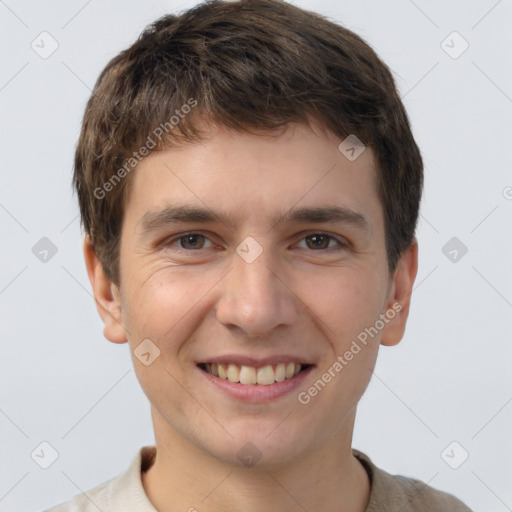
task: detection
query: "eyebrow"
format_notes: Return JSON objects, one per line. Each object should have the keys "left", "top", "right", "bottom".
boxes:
{"left": 139, "top": 204, "right": 371, "bottom": 235}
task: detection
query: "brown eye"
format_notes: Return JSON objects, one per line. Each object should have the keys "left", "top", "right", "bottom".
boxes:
{"left": 304, "top": 234, "right": 333, "bottom": 250}
{"left": 179, "top": 234, "right": 206, "bottom": 249}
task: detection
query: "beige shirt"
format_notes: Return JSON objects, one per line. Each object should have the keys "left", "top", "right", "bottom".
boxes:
{"left": 45, "top": 446, "right": 472, "bottom": 511}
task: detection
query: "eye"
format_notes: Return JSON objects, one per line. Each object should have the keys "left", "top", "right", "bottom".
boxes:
{"left": 168, "top": 233, "right": 214, "bottom": 250}
{"left": 296, "top": 233, "right": 346, "bottom": 250}
{"left": 163, "top": 232, "right": 347, "bottom": 253}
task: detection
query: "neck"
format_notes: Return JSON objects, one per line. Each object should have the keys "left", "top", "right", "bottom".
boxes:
{"left": 142, "top": 408, "right": 370, "bottom": 512}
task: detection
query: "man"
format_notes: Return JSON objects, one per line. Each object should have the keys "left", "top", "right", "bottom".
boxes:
{"left": 47, "top": 0, "right": 472, "bottom": 510}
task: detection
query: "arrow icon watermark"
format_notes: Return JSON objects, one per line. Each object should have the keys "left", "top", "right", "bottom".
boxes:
{"left": 134, "top": 339, "right": 161, "bottom": 366}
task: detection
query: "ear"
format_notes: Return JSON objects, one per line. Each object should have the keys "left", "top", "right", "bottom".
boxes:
{"left": 380, "top": 238, "right": 418, "bottom": 347}
{"left": 83, "top": 236, "right": 127, "bottom": 344}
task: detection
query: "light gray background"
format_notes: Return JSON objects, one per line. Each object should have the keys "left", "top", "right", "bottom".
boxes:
{"left": 1, "top": 1, "right": 511, "bottom": 511}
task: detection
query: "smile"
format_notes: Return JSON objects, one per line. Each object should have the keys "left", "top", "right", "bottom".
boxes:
{"left": 198, "top": 362, "right": 311, "bottom": 386}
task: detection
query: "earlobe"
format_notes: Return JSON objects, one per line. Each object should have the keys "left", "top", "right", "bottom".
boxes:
{"left": 380, "top": 238, "right": 419, "bottom": 347}
{"left": 83, "top": 237, "right": 128, "bottom": 344}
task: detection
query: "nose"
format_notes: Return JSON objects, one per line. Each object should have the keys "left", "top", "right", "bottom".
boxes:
{"left": 215, "top": 244, "right": 299, "bottom": 338}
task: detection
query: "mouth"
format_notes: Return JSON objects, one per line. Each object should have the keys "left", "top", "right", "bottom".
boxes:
{"left": 197, "top": 362, "right": 312, "bottom": 385}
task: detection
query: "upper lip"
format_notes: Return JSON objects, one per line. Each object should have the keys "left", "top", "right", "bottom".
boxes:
{"left": 198, "top": 354, "right": 315, "bottom": 367}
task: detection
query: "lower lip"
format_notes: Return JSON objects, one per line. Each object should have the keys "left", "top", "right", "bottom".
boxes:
{"left": 198, "top": 365, "right": 314, "bottom": 402}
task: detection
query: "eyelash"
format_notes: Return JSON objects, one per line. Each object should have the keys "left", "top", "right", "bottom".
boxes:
{"left": 164, "top": 231, "right": 348, "bottom": 253}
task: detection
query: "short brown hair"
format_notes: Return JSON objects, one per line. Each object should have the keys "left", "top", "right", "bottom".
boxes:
{"left": 74, "top": 0, "right": 423, "bottom": 286}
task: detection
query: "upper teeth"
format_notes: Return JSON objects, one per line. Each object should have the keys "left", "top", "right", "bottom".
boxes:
{"left": 205, "top": 363, "right": 302, "bottom": 385}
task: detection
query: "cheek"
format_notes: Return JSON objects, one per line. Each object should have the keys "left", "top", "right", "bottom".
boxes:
{"left": 121, "top": 265, "right": 225, "bottom": 352}
{"left": 121, "top": 270, "right": 201, "bottom": 415}
{"left": 297, "top": 266, "right": 386, "bottom": 342}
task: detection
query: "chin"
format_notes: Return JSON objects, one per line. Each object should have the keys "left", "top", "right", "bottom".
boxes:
{"left": 199, "top": 421, "right": 312, "bottom": 470}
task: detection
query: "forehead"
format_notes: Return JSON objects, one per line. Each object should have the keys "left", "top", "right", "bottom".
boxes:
{"left": 122, "top": 122, "right": 383, "bottom": 236}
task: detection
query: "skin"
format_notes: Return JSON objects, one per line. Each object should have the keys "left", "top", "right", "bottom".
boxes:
{"left": 84, "top": 121, "right": 418, "bottom": 512}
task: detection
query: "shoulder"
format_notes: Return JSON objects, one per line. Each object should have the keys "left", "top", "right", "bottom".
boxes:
{"left": 352, "top": 449, "right": 473, "bottom": 512}
{"left": 42, "top": 446, "right": 157, "bottom": 512}
{"left": 388, "top": 474, "right": 473, "bottom": 511}
{"left": 43, "top": 479, "right": 111, "bottom": 512}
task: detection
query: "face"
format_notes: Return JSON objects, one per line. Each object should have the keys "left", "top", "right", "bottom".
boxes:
{"left": 88, "top": 121, "right": 417, "bottom": 469}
